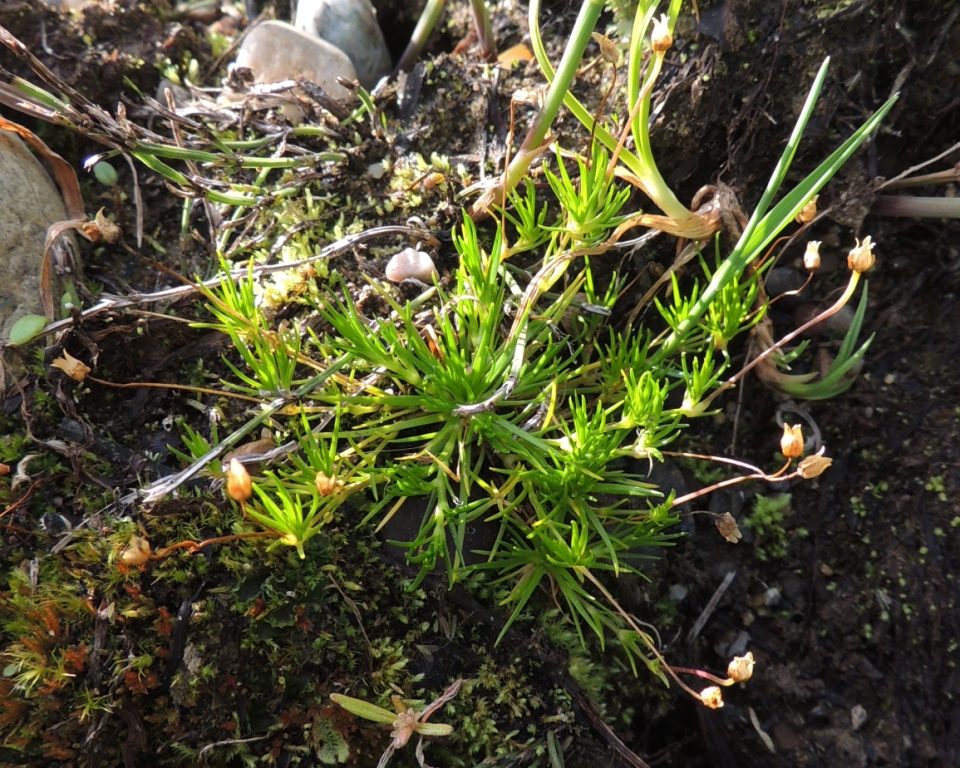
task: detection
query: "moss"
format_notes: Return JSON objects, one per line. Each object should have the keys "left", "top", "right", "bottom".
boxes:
{"left": 1, "top": 490, "right": 582, "bottom": 765}
{"left": 743, "top": 493, "right": 792, "bottom": 561}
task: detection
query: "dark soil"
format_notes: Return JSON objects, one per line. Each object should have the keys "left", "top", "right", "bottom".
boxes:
{"left": 1, "top": 0, "right": 958, "bottom": 766}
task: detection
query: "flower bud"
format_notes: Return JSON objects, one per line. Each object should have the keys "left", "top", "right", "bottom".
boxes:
{"left": 795, "top": 195, "right": 818, "bottom": 224}
{"left": 847, "top": 236, "right": 875, "bottom": 274}
{"left": 700, "top": 686, "right": 724, "bottom": 709}
{"left": 803, "top": 240, "right": 822, "bottom": 272}
{"left": 651, "top": 14, "right": 673, "bottom": 53}
{"left": 226, "top": 458, "right": 252, "bottom": 504}
{"left": 798, "top": 450, "right": 833, "bottom": 479}
{"left": 780, "top": 423, "right": 804, "bottom": 459}
{"left": 727, "top": 652, "right": 755, "bottom": 683}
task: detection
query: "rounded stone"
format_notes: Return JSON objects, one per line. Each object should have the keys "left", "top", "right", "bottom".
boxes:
{"left": 0, "top": 130, "right": 76, "bottom": 339}
{"left": 295, "top": 0, "right": 392, "bottom": 88}
{"left": 233, "top": 20, "right": 357, "bottom": 101}
{"left": 385, "top": 248, "right": 438, "bottom": 283}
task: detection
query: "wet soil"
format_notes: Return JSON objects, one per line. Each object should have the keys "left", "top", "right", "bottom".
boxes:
{"left": 1, "top": 0, "right": 958, "bottom": 766}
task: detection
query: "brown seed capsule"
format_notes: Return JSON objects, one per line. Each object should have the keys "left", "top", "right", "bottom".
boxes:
{"left": 795, "top": 195, "right": 818, "bottom": 224}
{"left": 727, "top": 652, "right": 755, "bottom": 683}
{"left": 95, "top": 208, "right": 122, "bottom": 243}
{"left": 700, "top": 686, "right": 724, "bottom": 709}
{"left": 651, "top": 14, "right": 673, "bottom": 53}
{"left": 591, "top": 32, "right": 620, "bottom": 64}
{"left": 847, "top": 235, "right": 876, "bottom": 274}
{"left": 716, "top": 512, "right": 743, "bottom": 544}
{"left": 422, "top": 325, "right": 444, "bottom": 361}
{"left": 798, "top": 450, "right": 833, "bottom": 479}
{"left": 780, "top": 423, "right": 804, "bottom": 459}
{"left": 315, "top": 471, "right": 343, "bottom": 497}
{"left": 226, "top": 458, "right": 253, "bottom": 504}
{"left": 120, "top": 535, "right": 152, "bottom": 566}
{"left": 422, "top": 172, "right": 445, "bottom": 192}
{"left": 51, "top": 350, "right": 91, "bottom": 382}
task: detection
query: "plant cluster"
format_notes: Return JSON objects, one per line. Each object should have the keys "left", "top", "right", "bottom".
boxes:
{"left": 175, "top": 6, "right": 895, "bottom": 699}
{"left": 0, "top": 1, "right": 898, "bottom": 761}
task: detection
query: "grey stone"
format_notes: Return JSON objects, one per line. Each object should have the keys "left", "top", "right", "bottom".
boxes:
{"left": 233, "top": 20, "right": 357, "bottom": 101}
{"left": 295, "top": 0, "right": 391, "bottom": 88}
{"left": 667, "top": 584, "right": 689, "bottom": 602}
{"left": 38, "top": 0, "right": 90, "bottom": 8}
{"left": 725, "top": 629, "right": 751, "bottom": 657}
{"left": 761, "top": 586, "right": 782, "bottom": 607}
{"left": 0, "top": 130, "right": 76, "bottom": 338}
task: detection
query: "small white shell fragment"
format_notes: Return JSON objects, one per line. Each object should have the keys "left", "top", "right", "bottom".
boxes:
{"left": 385, "top": 248, "right": 438, "bottom": 283}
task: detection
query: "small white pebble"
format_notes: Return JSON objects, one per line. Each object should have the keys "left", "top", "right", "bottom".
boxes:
{"left": 726, "top": 629, "right": 751, "bottom": 657}
{"left": 851, "top": 704, "right": 867, "bottom": 730}
{"left": 668, "top": 584, "right": 689, "bottom": 602}
{"left": 367, "top": 162, "right": 385, "bottom": 179}
{"left": 385, "top": 248, "right": 438, "bottom": 283}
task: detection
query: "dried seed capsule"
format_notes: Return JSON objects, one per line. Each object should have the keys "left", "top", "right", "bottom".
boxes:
{"left": 798, "top": 450, "right": 833, "bottom": 479}
{"left": 795, "top": 195, "right": 818, "bottom": 224}
{"left": 700, "top": 686, "right": 724, "bottom": 709}
{"left": 847, "top": 236, "right": 876, "bottom": 273}
{"left": 315, "top": 471, "right": 342, "bottom": 497}
{"left": 120, "top": 535, "right": 152, "bottom": 566}
{"left": 716, "top": 512, "right": 743, "bottom": 544}
{"left": 728, "top": 652, "right": 755, "bottom": 683}
{"left": 651, "top": 14, "right": 673, "bottom": 53}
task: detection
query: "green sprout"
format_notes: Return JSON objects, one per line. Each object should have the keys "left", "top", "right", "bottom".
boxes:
{"left": 395, "top": 0, "right": 495, "bottom": 73}
{"left": 331, "top": 679, "right": 462, "bottom": 768}
{"left": 744, "top": 494, "right": 792, "bottom": 561}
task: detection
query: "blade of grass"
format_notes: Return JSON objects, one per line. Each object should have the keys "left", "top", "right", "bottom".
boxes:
{"left": 658, "top": 60, "right": 897, "bottom": 357}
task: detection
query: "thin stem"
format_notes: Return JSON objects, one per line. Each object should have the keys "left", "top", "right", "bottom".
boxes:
{"left": 471, "top": 0, "right": 605, "bottom": 215}
{"left": 395, "top": 0, "right": 448, "bottom": 74}
{"left": 871, "top": 195, "right": 960, "bottom": 219}
{"left": 668, "top": 666, "right": 735, "bottom": 687}
{"left": 87, "top": 376, "right": 265, "bottom": 404}
{"left": 604, "top": 51, "right": 664, "bottom": 187}
{"left": 153, "top": 530, "right": 277, "bottom": 558}
{"left": 468, "top": 0, "right": 496, "bottom": 61}
{"left": 577, "top": 566, "right": 709, "bottom": 703}
{"left": 670, "top": 461, "right": 796, "bottom": 509}
{"left": 621, "top": 0, "right": 690, "bottom": 219}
